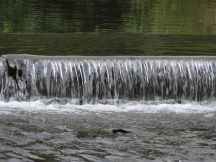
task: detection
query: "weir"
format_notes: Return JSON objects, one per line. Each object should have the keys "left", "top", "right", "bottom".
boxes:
{"left": 0, "top": 54, "right": 216, "bottom": 103}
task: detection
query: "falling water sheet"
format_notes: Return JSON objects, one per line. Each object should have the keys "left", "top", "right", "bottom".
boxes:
{"left": 0, "top": 55, "right": 216, "bottom": 162}
{"left": 1, "top": 54, "right": 216, "bottom": 102}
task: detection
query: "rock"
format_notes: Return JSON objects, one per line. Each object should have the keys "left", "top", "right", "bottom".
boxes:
{"left": 112, "top": 129, "right": 131, "bottom": 134}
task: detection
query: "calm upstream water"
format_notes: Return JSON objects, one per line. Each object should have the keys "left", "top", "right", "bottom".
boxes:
{"left": 0, "top": 0, "right": 216, "bottom": 162}
{"left": 0, "top": 0, "right": 216, "bottom": 55}
{"left": 0, "top": 0, "right": 216, "bottom": 34}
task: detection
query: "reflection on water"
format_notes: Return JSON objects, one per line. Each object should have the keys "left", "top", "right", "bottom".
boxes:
{"left": 0, "top": 1, "right": 216, "bottom": 161}
{"left": 0, "top": 0, "right": 216, "bottom": 34}
{"left": 0, "top": 0, "right": 216, "bottom": 55}
{"left": 0, "top": 34, "right": 216, "bottom": 55}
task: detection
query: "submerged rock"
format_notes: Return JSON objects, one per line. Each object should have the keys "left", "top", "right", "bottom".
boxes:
{"left": 112, "top": 129, "right": 131, "bottom": 134}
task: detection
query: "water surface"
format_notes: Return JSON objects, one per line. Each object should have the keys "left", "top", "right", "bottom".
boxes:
{"left": 0, "top": 101, "right": 216, "bottom": 161}
{"left": 0, "top": 0, "right": 216, "bottom": 34}
{"left": 0, "top": 0, "right": 216, "bottom": 56}
{"left": 0, "top": 1, "right": 216, "bottom": 161}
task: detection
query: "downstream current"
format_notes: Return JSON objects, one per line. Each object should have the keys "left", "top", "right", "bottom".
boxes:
{"left": 0, "top": 55, "right": 216, "bottom": 162}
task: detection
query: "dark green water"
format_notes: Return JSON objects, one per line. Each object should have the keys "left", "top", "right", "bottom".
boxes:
{"left": 0, "top": 0, "right": 216, "bottom": 34}
{"left": 0, "top": 0, "right": 216, "bottom": 55}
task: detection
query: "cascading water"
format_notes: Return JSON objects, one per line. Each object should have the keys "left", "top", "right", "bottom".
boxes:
{"left": 0, "top": 54, "right": 216, "bottom": 103}
{"left": 1, "top": 55, "right": 216, "bottom": 162}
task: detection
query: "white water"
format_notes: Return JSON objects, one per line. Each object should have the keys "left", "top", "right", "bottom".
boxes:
{"left": 2, "top": 55, "right": 216, "bottom": 102}
{"left": 1, "top": 55, "right": 216, "bottom": 115}
{"left": 1, "top": 55, "right": 216, "bottom": 162}
{"left": 0, "top": 100, "right": 216, "bottom": 115}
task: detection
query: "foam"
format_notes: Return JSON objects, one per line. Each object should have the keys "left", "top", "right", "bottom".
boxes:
{"left": 0, "top": 100, "right": 215, "bottom": 114}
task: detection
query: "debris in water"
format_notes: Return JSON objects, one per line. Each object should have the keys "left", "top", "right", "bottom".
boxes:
{"left": 112, "top": 129, "right": 131, "bottom": 134}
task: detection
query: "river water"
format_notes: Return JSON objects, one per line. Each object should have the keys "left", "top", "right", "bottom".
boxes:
{"left": 0, "top": 100, "right": 216, "bottom": 162}
{"left": 0, "top": 0, "right": 216, "bottom": 56}
{"left": 0, "top": 0, "right": 216, "bottom": 161}
{"left": 0, "top": 0, "right": 216, "bottom": 34}
{"left": 0, "top": 56, "right": 216, "bottom": 161}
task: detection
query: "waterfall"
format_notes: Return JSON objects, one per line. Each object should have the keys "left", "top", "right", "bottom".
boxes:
{"left": 0, "top": 55, "right": 216, "bottom": 103}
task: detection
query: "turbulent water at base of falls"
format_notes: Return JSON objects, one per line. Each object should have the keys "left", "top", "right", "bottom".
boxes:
{"left": 0, "top": 55, "right": 216, "bottom": 103}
